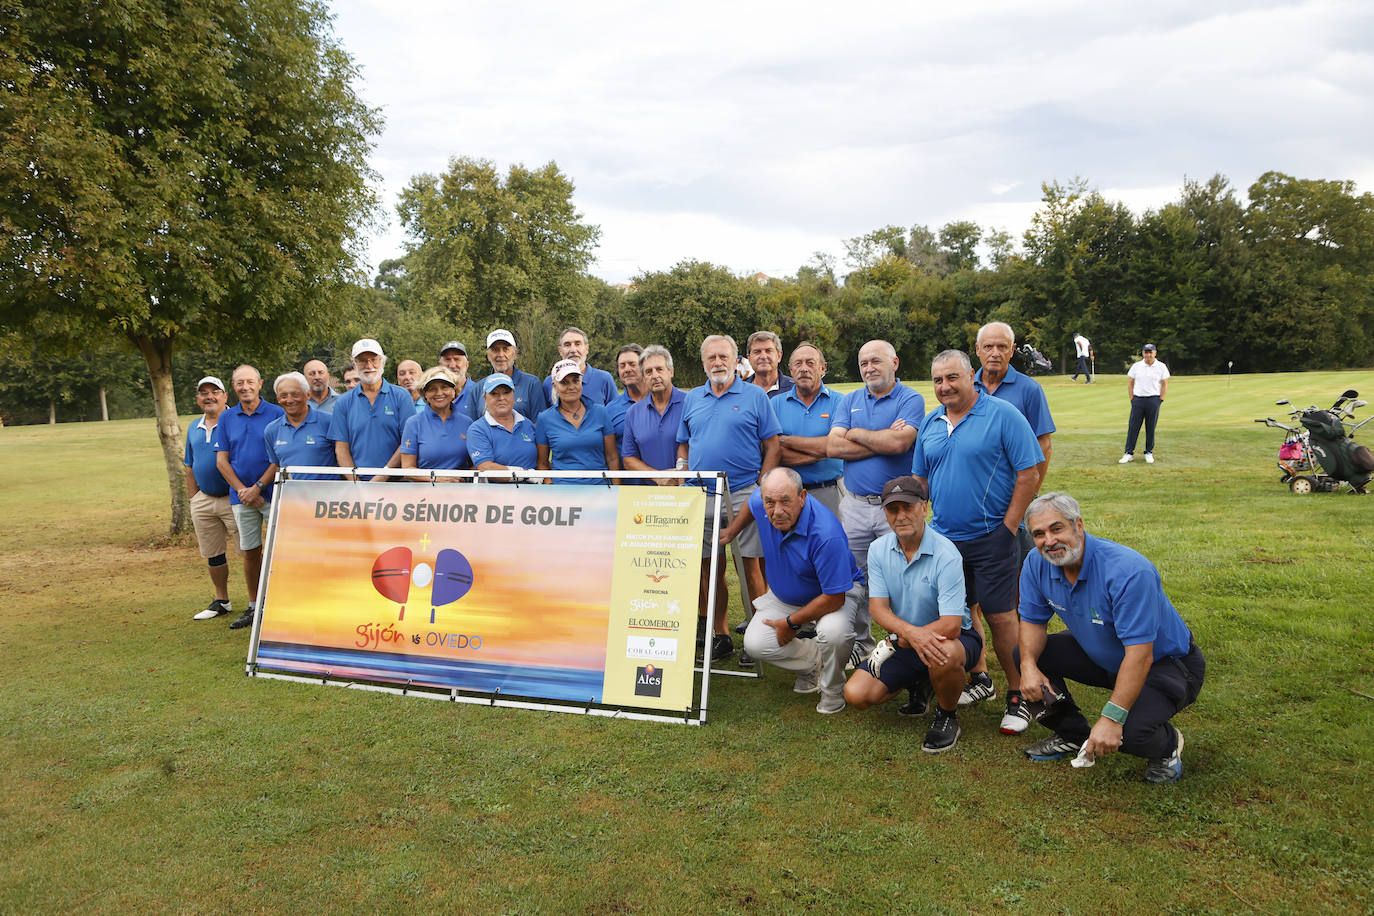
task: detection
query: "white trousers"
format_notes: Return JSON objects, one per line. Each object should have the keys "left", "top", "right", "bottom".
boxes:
{"left": 742, "top": 588, "right": 862, "bottom": 700}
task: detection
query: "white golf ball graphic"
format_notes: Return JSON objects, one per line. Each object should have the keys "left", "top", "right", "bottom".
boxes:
{"left": 412, "top": 562, "right": 433, "bottom": 589}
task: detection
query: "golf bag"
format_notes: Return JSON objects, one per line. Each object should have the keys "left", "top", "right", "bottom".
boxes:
{"left": 1015, "top": 344, "right": 1053, "bottom": 376}
{"left": 1300, "top": 407, "right": 1374, "bottom": 492}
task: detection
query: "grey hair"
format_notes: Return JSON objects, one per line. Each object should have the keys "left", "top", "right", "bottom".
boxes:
{"left": 762, "top": 466, "right": 804, "bottom": 494}
{"left": 559, "top": 326, "right": 588, "bottom": 344}
{"left": 700, "top": 334, "right": 738, "bottom": 360}
{"left": 746, "top": 330, "right": 782, "bottom": 353}
{"left": 932, "top": 349, "right": 973, "bottom": 372}
{"left": 640, "top": 344, "right": 674, "bottom": 372}
{"left": 273, "top": 371, "right": 309, "bottom": 396}
{"left": 232, "top": 364, "right": 262, "bottom": 381}
{"left": 616, "top": 343, "right": 644, "bottom": 361}
{"left": 976, "top": 322, "right": 1016, "bottom": 346}
{"left": 1024, "top": 492, "right": 1082, "bottom": 528}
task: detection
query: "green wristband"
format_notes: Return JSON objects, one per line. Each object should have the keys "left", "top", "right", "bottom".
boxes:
{"left": 1102, "top": 701, "right": 1129, "bottom": 725}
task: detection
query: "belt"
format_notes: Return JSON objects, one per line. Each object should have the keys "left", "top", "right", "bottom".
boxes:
{"left": 804, "top": 479, "right": 839, "bottom": 490}
{"left": 847, "top": 492, "right": 883, "bottom": 505}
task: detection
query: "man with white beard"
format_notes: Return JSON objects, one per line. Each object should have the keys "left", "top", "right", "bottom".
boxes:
{"left": 327, "top": 338, "right": 415, "bottom": 480}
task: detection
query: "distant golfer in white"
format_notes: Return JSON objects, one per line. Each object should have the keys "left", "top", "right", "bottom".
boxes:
{"left": 1120, "top": 344, "right": 1170, "bottom": 464}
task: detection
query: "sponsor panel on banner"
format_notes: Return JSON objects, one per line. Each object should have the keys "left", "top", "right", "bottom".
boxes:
{"left": 253, "top": 479, "right": 704, "bottom": 715}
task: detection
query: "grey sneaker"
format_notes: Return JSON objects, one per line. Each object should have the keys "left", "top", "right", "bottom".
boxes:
{"left": 193, "top": 598, "right": 232, "bottom": 620}
{"left": 793, "top": 653, "right": 821, "bottom": 694}
{"left": 1022, "top": 733, "right": 1083, "bottom": 761}
{"left": 1143, "top": 728, "right": 1185, "bottom": 784}
{"left": 957, "top": 673, "right": 996, "bottom": 707}
{"left": 922, "top": 708, "right": 961, "bottom": 753}
{"left": 816, "top": 693, "right": 846, "bottom": 714}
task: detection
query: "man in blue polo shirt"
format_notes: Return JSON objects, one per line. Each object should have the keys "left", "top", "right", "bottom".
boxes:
{"left": 214, "top": 364, "right": 285, "bottom": 630}
{"left": 605, "top": 344, "right": 646, "bottom": 455}
{"left": 964, "top": 321, "right": 1057, "bottom": 727}
{"left": 827, "top": 339, "right": 926, "bottom": 663}
{"left": 844, "top": 476, "right": 980, "bottom": 753}
{"left": 541, "top": 326, "right": 617, "bottom": 407}
{"left": 263, "top": 372, "right": 337, "bottom": 481}
{"left": 773, "top": 342, "right": 843, "bottom": 518}
{"left": 912, "top": 349, "right": 1043, "bottom": 734}
{"left": 183, "top": 375, "right": 239, "bottom": 622}
{"left": 328, "top": 338, "right": 414, "bottom": 480}
{"left": 745, "top": 330, "right": 794, "bottom": 396}
{"left": 722, "top": 468, "right": 865, "bottom": 714}
{"left": 482, "top": 329, "right": 548, "bottom": 418}
{"left": 1017, "top": 493, "right": 1204, "bottom": 783}
{"left": 621, "top": 345, "right": 684, "bottom": 485}
{"left": 676, "top": 334, "right": 781, "bottom": 662}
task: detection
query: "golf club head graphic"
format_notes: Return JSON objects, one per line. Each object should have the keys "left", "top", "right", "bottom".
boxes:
{"left": 371, "top": 545, "right": 475, "bottom": 623}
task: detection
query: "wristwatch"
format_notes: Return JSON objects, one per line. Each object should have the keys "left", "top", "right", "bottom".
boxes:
{"left": 785, "top": 615, "right": 800, "bottom": 632}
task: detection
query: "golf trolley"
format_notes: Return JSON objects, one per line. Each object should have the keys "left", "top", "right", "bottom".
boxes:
{"left": 1015, "top": 343, "right": 1053, "bottom": 376}
{"left": 1255, "top": 389, "right": 1374, "bottom": 494}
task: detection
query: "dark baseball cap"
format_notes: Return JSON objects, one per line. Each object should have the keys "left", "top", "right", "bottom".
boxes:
{"left": 1142, "top": 343, "right": 1157, "bottom": 351}
{"left": 440, "top": 340, "right": 466, "bottom": 356}
{"left": 881, "top": 476, "right": 929, "bottom": 506}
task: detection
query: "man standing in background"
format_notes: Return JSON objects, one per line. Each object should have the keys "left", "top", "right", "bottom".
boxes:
{"left": 1120, "top": 344, "right": 1170, "bottom": 464}
{"left": 1072, "top": 331, "right": 1093, "bottom": 383}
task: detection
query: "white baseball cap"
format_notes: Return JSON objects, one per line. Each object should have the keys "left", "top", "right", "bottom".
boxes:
{"left": 551, "top": 359, "right": 582, "bottom": 383}
{"left": 196, "top": 376, "right": 225, "bottom": 391}
{"left": 486, "top": 329, "right": 516, "bottom": 348}
{"left": 351, "top": 338, "right": 384, "bottom": 358}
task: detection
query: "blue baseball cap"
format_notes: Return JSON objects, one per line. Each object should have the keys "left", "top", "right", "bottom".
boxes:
{"left": 482, "top": 373, "right": 514, "bottom": 394}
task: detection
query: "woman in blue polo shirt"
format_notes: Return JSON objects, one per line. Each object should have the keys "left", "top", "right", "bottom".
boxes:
{"left": 535, "top": 359, "right": 619, "bottom": 485}
{"left": 466, "top": 373, "right": 538, "bottom": 480}
{"left": 400, "top": 367, "right": 473, "bottom": 479}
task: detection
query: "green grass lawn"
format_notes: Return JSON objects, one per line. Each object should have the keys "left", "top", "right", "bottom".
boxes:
{"left": 2, "top": 369, "right": 1372, "bottom": 913}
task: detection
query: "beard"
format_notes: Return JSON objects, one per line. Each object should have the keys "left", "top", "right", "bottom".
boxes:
{"left": 360, "top": 368, "right": 383, "bottom": 385}
{"left": 1040, "top": 541, "right": 1083, "bottom": 568}
{"left": 707, "top": 365, "right": 734, "bottom": 384}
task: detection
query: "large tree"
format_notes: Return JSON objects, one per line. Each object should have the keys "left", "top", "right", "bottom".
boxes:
{"left": 1, "top": 0, "right": 381, "bottom": 532}
{"left": 396, "top": 157, "right": 601, "bottom": 331}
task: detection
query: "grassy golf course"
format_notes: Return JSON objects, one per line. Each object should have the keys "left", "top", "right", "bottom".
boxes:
{"left": 2, "top": 369, "right": 1372, "bottom": 913}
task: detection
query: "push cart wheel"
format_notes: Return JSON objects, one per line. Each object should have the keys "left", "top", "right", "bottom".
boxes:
{"left": 1289, "top": 476, "right": 1314, "bottom": 495}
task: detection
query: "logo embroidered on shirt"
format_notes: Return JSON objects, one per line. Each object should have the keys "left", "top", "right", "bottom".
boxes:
{"left": 1090, "top": 607, "right": 1104, "bottom": 625}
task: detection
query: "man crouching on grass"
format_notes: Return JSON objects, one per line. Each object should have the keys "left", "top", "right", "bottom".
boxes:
{"left": 1016, "top": 492, "right": 1205, "bottom": 783}
{"left": 843, "top": 476, "right": 982, "bottom": 753}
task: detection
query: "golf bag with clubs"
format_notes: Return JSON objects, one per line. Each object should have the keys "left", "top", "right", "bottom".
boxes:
{"left": 1256, "top": 389, "right": 1374, "bottom": 494}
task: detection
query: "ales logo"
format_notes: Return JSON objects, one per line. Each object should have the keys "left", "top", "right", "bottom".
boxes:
{"left": 371, "top": 545, "right": 474, "bottom": 624}
{"left": 635, "top": 664, "right": 664, "bottom": 697}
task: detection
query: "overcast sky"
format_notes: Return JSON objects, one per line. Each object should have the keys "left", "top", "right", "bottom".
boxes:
{"left": 328, "top": 0, "right": 1374, "bottom": 284}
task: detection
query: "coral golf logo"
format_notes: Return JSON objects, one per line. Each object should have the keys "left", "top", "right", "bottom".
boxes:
{"left": 371, "top": 544, "right": 474, "bottom": 624}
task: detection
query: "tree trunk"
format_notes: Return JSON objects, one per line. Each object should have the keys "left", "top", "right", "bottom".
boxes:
{"left": 133, "top": 335, "right": 190, "bottom": 535}
{"left": 49, "top": 399, "right": 56, "bottom": 424}
{"left": 99, "top": 387, "right": 109, "bottom": 421}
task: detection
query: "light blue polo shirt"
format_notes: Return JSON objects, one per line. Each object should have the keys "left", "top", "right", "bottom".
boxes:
{"left": 184, "top": 417, "right": 230, "bottom": 497}
{"left": 535, "top": 403, "right": 615, "bottom": 485}
{"left": 912, "top": 394, "right": 1043, "bottom": 541}
{"left": 748, "top": 489, "right": 863, "bottom": 607}
{"left": 264, "top": 406, "right": 336, "bottom": 480}
{"left": 830, "top": 382, "right": 926, "bottom": 496}
{"left": 214, "top": 398, "right": 286, "bottom": 503}
{"left": 771, "top": 385, "right": 843, "bottom": 486}
{"left": 676, "top": 379, "right": 781, "bottom": 492}
{"left": 542, "top": 364, "right": 617, "bottom": 407}
{"left": 326, "top": 381, "right": 414, "bottom": 469}
{"left": 868, "top": 528, "right": 970, "bottom": 630}
{"left": 474, "top": 367, "right": 547, "bottom": 418}
{"left": 1019, "top": 533, "right": 1193, "bottom": 671}
{"left": 974, "top": 364, "right": 1056, "bottom": 439}
{"left": 465, "top": 411, "right": 537, "bottom": 469}
{"left": 400, "top": 407, "right": 474, "bottom": 470}
{"left": 622, "top": 388, "right": 686, "bottom": 472}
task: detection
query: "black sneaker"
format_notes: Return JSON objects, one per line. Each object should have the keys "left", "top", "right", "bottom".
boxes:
{"left": 193, "top": 598, "right": 232, "bottom": 621}
{"left": 1143, "top": 727, "right": 1185, "bottom": 784}
{"left": 710, "top": 633, "right": 735, "bottom": 662}
{"left": 1021, "top": 733, "right": 1083, "bottom": 760}
{"left": 228, "top": 605, "right": 256, "bottom": 630}
{"left": 898, "top": 675, "right": 933, "bottom": 717}
{"left": 922, "top": 709, "right": 961, "bottom": 753}
{"left": 733, "top": 618, "right": 750, "bottom": 635}
{"left": 738, "top": 649, "right": 755, "bottom": 666}
{"left": 957, "top": 672, "right": 996, "bottom": 707}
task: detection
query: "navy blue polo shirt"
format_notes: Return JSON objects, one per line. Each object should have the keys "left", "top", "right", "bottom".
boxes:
{"left": 1019, "top": 533, "right": 1193, "bottom": 671}
{"left": 912, "top": 394, "right": 1044, "bottom": 541}
{"left": 830, "top": 382, "right": 926, "bottom": 496}
{"left": 748, "top": 489, "right": 863, "bottom": 607}
{"left": 676, "top": 378, "right": 781, "bottom": 492}
{"left": 326, "top": 381, "right": 414, "bottom": 469}
{"left": 474, "top": 367, "right": 547, "bottom": 418}
{"left": 401, "top": 407, "right": 474, "bottom": 470}
{"left": 184, "top": 416, "right": 230, "bottom": 497}
{"left": 535, "top": 403, "right": 615, "bottom": 484}
{"left": 264, "top": 406, "right": 336, "bottom": 480}
{"left": 605, "top": 390, "right": 639, "bottom": 452}
{"left": 868, "top": 528, "right": 970, "bottom": 630}
{"left": 622, "top": 388, "right": 686, "bottom": 472}
{"left": 214, "top": 398, "right": 286, "bottom": 503}
{"left": 974, "top": 364, "right": 1055, "bottom": 439}
{"left": 771, "top": 385, "right": 843, "bottom": 486}
{"left": 466, "top": 411, "right": 537, "bottom": 468}
{"left": 755, "top": 373, "right": 795, "bottom": 397}
{"left": 542, "top": 364, "right": 617, "bottom": 407}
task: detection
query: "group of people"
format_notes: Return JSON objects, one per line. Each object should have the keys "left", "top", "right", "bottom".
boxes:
{"left": 184, "top": 322, "right": 1203, "bottom": 782}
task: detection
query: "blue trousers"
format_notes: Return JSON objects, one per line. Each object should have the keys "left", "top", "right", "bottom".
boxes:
{"left": 1125, "top": 395, "right": 1162, "bottom": 454}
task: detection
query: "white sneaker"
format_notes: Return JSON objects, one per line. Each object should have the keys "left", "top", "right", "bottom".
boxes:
{"left": 1144, "top": 453, "right": 1155, "bottom": 464}
{"left": 1119, "top": 454, "right": 1134, "bottom": 464}
{"left": 793, "top": 652, "right": 821, "bottom": 694}
{"left": 193, "top": 598, "right": 232, "bottom": 620}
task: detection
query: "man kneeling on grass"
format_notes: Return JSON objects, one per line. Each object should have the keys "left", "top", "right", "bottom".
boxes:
{"left": 1016, "top": 492, "right": 1205, "bottom": 783}
{"left": 719, "top": 467, "right": 865, "bottom": 714}
{"left": 843, "top": 476, "right": 982, "bottom": 753}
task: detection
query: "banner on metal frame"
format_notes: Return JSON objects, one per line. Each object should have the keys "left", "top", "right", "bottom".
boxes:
{"left": 248, "top": 478, "right": 707, "bottom": 718}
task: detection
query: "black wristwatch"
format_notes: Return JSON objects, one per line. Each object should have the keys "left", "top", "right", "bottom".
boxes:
{"left": 786, "top": 615, "right": 800, "bottom": 632}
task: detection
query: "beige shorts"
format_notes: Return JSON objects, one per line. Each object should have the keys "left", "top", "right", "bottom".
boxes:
{"left": 190, "top": 490, "right": 240, "bottom": 558}
{"left": 702, "top": 483, "right": 762, "bottom": 559}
